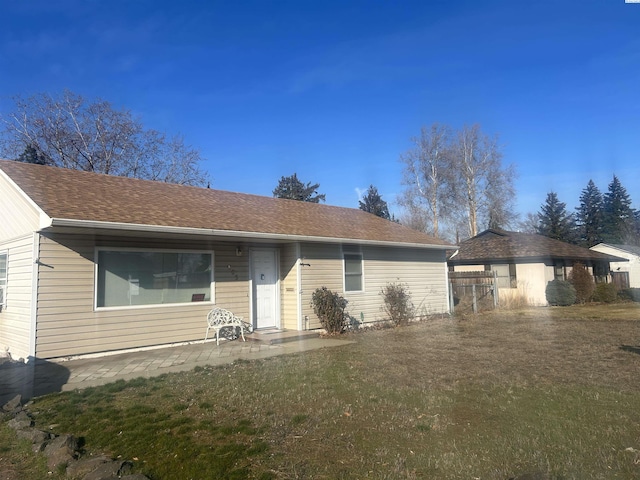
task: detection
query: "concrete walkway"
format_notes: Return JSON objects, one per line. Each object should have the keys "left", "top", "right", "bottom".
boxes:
{"left": 0, "top": 333, "right": 352, "bottom": 405}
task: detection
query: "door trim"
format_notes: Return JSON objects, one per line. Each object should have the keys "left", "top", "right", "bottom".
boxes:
{"left": 249, "top": 248, "right": 280, "bottom": 330}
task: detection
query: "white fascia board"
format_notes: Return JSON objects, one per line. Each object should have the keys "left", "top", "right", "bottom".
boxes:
{"left": 46, "top": 218, "right": 455, "bottom": 251}
{"left": 0, "top": 168, "right": 53, "bottom": 230}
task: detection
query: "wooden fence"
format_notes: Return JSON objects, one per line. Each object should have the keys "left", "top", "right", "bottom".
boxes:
{"left": 449, "top": 271, "right": 498, "bottom": 314}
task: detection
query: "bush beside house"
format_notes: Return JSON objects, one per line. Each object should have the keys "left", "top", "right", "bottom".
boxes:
{"left": 545, "top": 280, "right": 577, "bottom": 306}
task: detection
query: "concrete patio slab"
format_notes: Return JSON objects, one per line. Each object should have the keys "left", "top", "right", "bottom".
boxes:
{"left": 0, "top": 336, "right": 352, "bottom": 405}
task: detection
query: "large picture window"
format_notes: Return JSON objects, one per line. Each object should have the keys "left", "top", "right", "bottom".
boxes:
{"left": 0, "top": 252, "right": 7, "bottom": 307}
{"left": 96, "top": 249, "right": 213, "bottom": 308}
{"left": 344, "top": 253, "right": 363, "bottom": 292}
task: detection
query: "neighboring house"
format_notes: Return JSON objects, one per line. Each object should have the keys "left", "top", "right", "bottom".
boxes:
{"left": 0, "top": 160, "right": 454, "bottom": 361}
{"left": 590, "top": 243, "right": 640, "bottom": 289}
{"left": 447, "top": 229, "right": 626, "bottom": 306}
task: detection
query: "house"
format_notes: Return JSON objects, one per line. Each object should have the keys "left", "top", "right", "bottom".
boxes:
{"left": 447, "top": 229, "right": 626, "bottom": 306}
{"left": 0, "top": 160, "right": 454, "bottom": 361}
{"left": 590, "top": 243, "right": 640, "bottom": 289}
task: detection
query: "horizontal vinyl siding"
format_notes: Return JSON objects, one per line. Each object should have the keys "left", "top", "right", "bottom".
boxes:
{"left": 300, "top": 243, "right": 449, "bottom": 329}
{"left": 0, "top": 235, "right": 34, "bottom": 360}
{"left": 0, "top": 174, "right": 41, "bottom": 242}
{"left": 279, "top": 243, "right": 299, "bottom": 330}
{"left": 35, "top": 233, "right": 251, "bottom": 359}
{"left": 300, "top": 243, "right": 343, "bottom": 329}
{"left": 348, "top": 247, "right": 449, "bottom": 324}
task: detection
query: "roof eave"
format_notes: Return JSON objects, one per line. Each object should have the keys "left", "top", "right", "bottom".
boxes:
{"left": 45, "top": 218, "right": 454, "bottom": 250}
{"left": 449, "top": 254, "right": 628, "bottom": 265}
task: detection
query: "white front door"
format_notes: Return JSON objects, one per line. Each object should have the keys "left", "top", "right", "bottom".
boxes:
{"left": 252, "top": 249, "right": 279, "bottom": 329}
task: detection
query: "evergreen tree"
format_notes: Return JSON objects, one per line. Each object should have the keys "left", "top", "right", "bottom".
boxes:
{"left": 575, "top": 179, "right": 604, "bottom": 247}
{"left": 602, "top": 175, "right": 634, "bottom": 244}
{"left": 16, "top": 144, "right": 47, "bottom": 165}
{"left": 631, "top": 211, "right": 640, "bottom": 246}
{"left": 359, "top": 185, "right": 391, "bottom": 219}
{"left": 273, "top": 173, "right": 326, "bottom": 203}
{"left": 537, "top": 192, "right": 577, "bottom": 243}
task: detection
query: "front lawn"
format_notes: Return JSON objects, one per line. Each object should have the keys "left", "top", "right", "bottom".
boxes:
{"left": 7, "top": 304, "right": 640, "bottom": 479}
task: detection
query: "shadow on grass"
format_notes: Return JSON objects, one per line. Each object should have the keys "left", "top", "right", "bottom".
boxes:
{"left": 619, "top": 344, "right": 640, "bottom": 355}
{"left": 0, "top": 357, "right": 70, "bottom": 404}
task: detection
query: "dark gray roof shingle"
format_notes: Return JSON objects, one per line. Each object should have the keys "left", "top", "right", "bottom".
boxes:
{"left": 449, "top": 229, "right": 626, "bottom": 264}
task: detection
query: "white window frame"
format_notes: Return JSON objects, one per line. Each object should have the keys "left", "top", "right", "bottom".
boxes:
{"left": 343, "top": 251, "right": 364, "bottom": 293}
{"left": 94, "top": 247, "right": 215, "bottom": 311}
{"left": 0, "top": 250, "right": 7, "bottom": 309}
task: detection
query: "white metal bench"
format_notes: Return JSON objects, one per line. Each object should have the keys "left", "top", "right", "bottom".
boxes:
{"left": 205, "top": 308, "right": 253, "bottom": 345}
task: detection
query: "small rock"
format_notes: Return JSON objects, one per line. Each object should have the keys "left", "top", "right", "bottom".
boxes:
{"left": 2, "top": 394, "right": 22, "bottom": 412}
{"left": 120, "top": 475, "right": 151, "bottom": 480}
{"left": 82, "top": 460, "right": 132, "bottom": 480}
{"left": 7, "top": 411, "right": 32, "bottom": 430}
{"left": 64, "top": 455, "right": 112, "bottom": 478}
{"left": 16, "top": 427, "right": 49, "bottom": 444}
{"left": 44, "top": 434, "right": 78, "bottom": 470}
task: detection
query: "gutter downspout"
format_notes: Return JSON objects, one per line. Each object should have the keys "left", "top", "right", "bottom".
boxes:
{"left": 296, "top": 242, "right": 304, "bottom": 330}
{"left": 28, "top": 232, "right": 40, "bottom": 361}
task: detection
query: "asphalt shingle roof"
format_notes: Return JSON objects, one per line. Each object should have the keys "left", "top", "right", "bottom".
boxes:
{"left": 0, "top": 160, "right": 451, "bottom": 248}
{"left": 449, "top": 229, "right": 626, "bottom": 264}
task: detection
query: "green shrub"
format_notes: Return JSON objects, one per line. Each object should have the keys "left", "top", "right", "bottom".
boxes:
{"left": 311, "top": 287, "right": 349, "bottom": 334}
{"left": 568, "top": 262, "right": 595, "bottom": 304}
{"left": 592, "top": 283, "right": 618, "bottom": 303}
{"left": 381, "top": 282, "right": 415, "bottom": 326}
{"left": 618, "top": 288, "right": 640, "bottom": 302}
{"left": 545, "top": 279, "right": 576, "bottom": 306}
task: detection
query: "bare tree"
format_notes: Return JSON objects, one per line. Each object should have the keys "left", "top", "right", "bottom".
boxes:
{"left": 0, "top": 90, "right": 209, "bottom": 186}
{"left": 400, "top": 123, "right": 516, "bottom": 240}
{"left": 517, "top": 212, "right": 540, "bottom": 233}
{"left": 399, "top": 123, "right": 452, "bottom": 237}
{"left": 450, "top": 124, "right": 516, "bottom": 238}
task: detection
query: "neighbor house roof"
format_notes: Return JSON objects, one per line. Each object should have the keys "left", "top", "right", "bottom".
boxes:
{"left": 592, "top": 243, "right": 640, "bottom": 257}
{"left": 0, "top": 160, "right": 452, "bottom": 249}
{"left": 448, "top": 229, "right": 627, "bottom": 264}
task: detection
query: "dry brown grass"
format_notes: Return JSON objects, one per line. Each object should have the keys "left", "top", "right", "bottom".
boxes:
{"left": 11, "top": 303, "right": 640, "bottom": 479}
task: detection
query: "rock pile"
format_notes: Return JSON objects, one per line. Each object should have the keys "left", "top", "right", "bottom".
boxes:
{"left": 2, "top": 394, "right": 150, "bottom": 480}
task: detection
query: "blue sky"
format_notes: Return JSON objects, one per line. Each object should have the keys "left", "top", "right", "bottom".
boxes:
{"left": 1, "top": 0, "right": 639, "bottom": 221}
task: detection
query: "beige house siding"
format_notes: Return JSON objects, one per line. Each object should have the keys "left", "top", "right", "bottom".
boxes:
{"left": 299, "top": 243, "right": 344, "bottom": 329}
{"left": 348, "top": 246, "right": 449, "bottom": 323}
{"left": 27, "top": 230, "right": 451, "bottom": 358}
{"left": 451, "top": 262, "right": 562, "bottom": 307}
{"left": 0, "top": 173, "right": 42, "bottom": 243}
{"left": 0, "top": 234, "right": 35, "bottom": 360}
{"left": 279, "top": 243, "right": 300, "bottom": 330}
{"left": 34, "top": 233, "right": 251, "bottom": 359}
{"left": 300, "top": 243, "right": 449, "bottom": 329}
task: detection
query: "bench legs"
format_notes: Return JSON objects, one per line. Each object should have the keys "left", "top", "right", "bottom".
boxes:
{"left": 205, "top": 325, "right": 246, "bottom": 346}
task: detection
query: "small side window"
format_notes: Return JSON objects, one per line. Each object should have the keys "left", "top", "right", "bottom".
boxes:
{"left": 554, "top": 264, "right": 565, "bottom": 281}
{"left": 344, "top": 254, "right": 363, "bottom": 292}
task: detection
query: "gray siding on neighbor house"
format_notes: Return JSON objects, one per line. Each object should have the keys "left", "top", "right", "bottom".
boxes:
{"left": 34, "top": 233, "right": 251, "bottom": 359}
{"left": 0, "top": 234, "right": 35, "bottom": 360}
{"left": 300, "top": 243, "right": 449, "bottom": 329}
